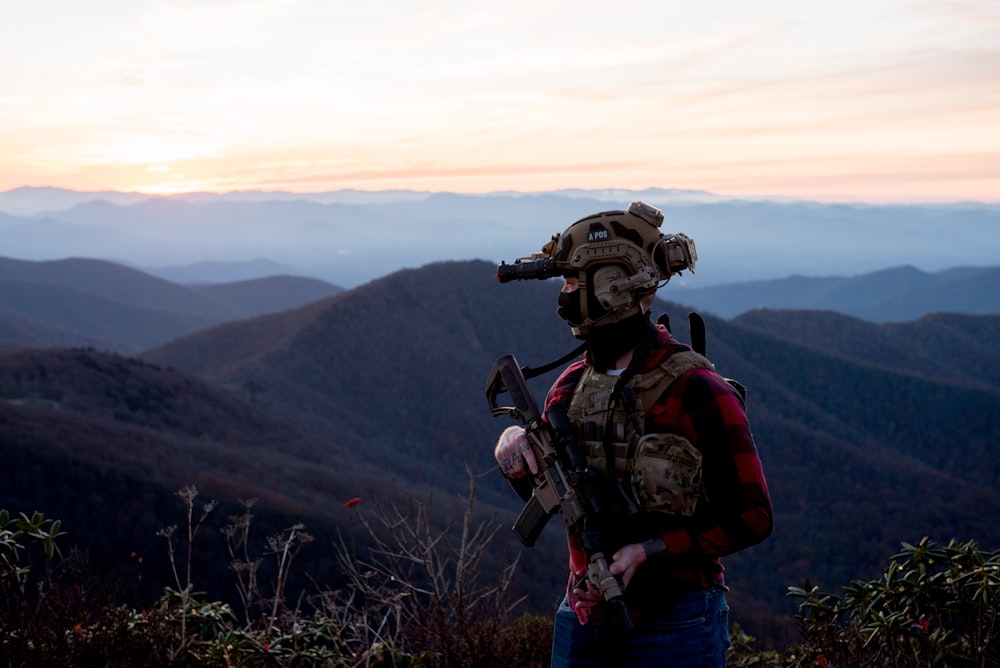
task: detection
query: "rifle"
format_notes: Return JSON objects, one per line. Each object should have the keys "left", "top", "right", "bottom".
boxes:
{"left": 486, "top": 353, "right": 632, "bottom": 628}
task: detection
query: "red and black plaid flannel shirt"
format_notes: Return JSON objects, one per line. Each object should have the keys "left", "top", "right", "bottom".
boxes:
{"left": 544, "top": 324, "right": 773, "bottom": 609}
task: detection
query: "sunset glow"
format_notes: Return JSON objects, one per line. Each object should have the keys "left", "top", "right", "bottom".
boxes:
{"left": 2, "top": 0, "right": 998, "bottom": 202}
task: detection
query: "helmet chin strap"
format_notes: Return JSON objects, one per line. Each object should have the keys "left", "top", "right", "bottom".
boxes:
{"left": 567, "top": 305, "right": 621, "bottom": 337}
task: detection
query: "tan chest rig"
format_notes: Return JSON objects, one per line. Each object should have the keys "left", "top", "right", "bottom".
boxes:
{"left": 566, "top": 351, "right": 716, "bottom": 517}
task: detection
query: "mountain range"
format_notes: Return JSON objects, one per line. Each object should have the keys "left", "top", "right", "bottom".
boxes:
{"left": 2, "top": 186, "right": 998, "bottom": 289}
{"left": 673, "top": 264, "right": 1000, "bottom": 322}
{"left": 0, "top": 256, "right": 342, "bottom": 353}
{"left": 3, "top": 258, "right": 1000, "bottom": 648}
{"left": 3, "top": 256, "right": 997, "bottom": 359}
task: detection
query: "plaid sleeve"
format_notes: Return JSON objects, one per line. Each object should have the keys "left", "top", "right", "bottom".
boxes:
{"left": 544, "top": 359, "right": 587, "bottom": 410}
{"left": 650, "top": 367, "right": 773, "bottom": 560}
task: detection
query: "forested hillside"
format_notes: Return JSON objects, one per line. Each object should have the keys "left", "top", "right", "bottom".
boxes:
{"left": 3, "top": 260, "right": 1000, "bottom": 648}
{"left": 732, "top": 308, "right": 1000, "bottom": 390}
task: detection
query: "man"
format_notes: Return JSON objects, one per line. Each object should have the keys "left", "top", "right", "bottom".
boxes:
{"left": 494, "top": 202, "right": 773, "bottom": 667}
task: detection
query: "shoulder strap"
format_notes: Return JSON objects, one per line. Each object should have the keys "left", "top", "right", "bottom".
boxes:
{"left": 634, "top": 350, "right": 716, "bottom": 408}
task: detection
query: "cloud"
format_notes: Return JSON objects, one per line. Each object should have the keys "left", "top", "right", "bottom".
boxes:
{"left": 1, "top": 0, "right": 997, "bottom": 202}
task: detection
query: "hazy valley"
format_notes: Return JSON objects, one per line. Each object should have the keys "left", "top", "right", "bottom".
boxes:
{"left": 3, "top": 186, "right": 998, "bottom": 289}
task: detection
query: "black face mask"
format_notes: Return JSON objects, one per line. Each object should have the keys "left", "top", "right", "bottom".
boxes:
{"left": 586, "top": 312, "right": 650, "bottom": 371}
{"left": 557, "top": 269, "right": 612, "bottom": 329}
{"left": 556, "top": 290, "right": 584, "bottom": 327}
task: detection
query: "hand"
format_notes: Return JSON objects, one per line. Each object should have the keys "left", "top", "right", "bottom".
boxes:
{"left": 571, "top": 543, "right": 647, "bottom": 614}
{"left": 494, "top": 426, "right": 538, "bottom": 478}
{"left": 610, "top": 543, "right": 647, "bottom": 587}
{"left": 570, "top": 576, "right": 603, "bottom": 617}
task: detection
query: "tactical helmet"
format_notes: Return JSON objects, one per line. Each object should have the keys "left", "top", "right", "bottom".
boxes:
{"left": 497, "top": 201, "right": 697, "bottom": 337}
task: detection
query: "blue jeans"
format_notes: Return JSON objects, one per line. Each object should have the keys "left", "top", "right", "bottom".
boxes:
{"left": 550, "top": 586, "right": 731, "bottom": 668}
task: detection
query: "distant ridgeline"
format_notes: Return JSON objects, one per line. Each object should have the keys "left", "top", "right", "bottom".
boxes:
{"left": 2, "top": 255, "right": 997, "bottom": 356}
{"left": 671, "top": 264, "right": 1000, "bottom": 322}
{"left": 2, "top": 186, "right": 998, "bottom": 289}
{"left": 0, "top": 256, "right": 343, "bottom": 354}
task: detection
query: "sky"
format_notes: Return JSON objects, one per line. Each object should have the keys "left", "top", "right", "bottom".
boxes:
{"left": 1, "top": 0, "right": 998, "bottom": 203}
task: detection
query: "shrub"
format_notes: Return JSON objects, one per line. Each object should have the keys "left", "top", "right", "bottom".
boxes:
{"left": 330, "top": 469, "right": 551, "bottom": 668}
{"left": 787, "top": 537, "right": 1000, "bottom": 667}
{"left": 6, "top": 493, "right": 997, "bottom": 668}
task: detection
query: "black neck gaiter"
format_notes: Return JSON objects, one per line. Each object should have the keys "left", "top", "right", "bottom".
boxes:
{"left": 586, "top": 312, "right": 651, "bottom": 371}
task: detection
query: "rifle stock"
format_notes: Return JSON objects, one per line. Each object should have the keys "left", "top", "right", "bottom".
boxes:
{"left": 487, "top": 354, "right": 632, "bottom": 628}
